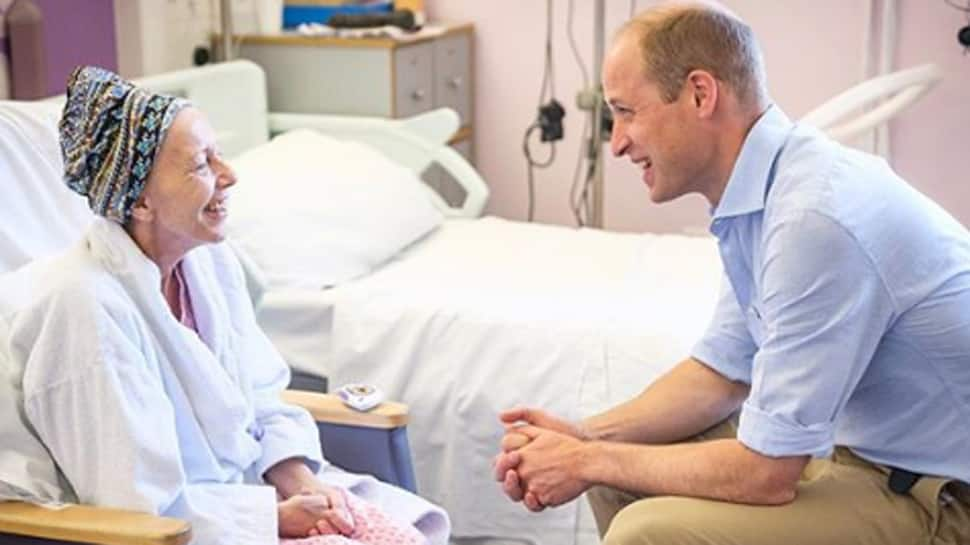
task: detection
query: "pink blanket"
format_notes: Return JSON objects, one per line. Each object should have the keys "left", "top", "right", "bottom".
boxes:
{"left": 280, "top": 489, "right": 426, "bottom": 545}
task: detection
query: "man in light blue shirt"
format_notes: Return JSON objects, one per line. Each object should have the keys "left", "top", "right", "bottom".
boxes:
{"left": 493, "top": 3, "right": 970, "bottom": 544}
{"left": 694, "top": 103, "right": 970, "bottom": 475}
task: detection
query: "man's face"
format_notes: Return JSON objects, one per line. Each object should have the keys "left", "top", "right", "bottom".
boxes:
{"left": 602, "top": 36, "right": 710, "bottom": 204}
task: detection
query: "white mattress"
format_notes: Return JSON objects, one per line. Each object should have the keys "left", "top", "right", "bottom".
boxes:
{"left": 257, "top": 216, "right": 722, "bottom": 545}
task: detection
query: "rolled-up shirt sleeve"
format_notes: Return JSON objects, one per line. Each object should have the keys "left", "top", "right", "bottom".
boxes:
{"left": 692, "top": 273, "right": 757, "bottom": 383}
{"left": 738, "top": 211, "right": 896, "bottom": 458}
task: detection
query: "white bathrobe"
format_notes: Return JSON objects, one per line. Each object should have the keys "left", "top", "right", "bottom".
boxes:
{"left": 0, "top": 218, "right": 448, "bottom": 545}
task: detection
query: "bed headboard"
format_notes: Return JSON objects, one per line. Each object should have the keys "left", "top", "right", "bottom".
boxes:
{"left": 45, "top": 60, "right": 271, "bottom": 159}
{"left": 133, "top": 61, "right": 270, "bottom": 158}
{"left": 43, "top": 60, "right": 489, "bottom": 218}
{"left": 800, "top": 63, "right": 943, "bottom": 144}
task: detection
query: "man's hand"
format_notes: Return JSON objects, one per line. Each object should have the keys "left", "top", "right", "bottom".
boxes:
{"left": 510, "top": 425, "right": 593, "bottom": 509}
{"left": 495, "top": 407, "right": 588, "bottom": 502}
{"left": 277, "top": 488, "right": 355, "bottom": 538}
{"left": 499, "top": 407, "right": 588, "bottom": 439}
{"left": 494, "top": 407, "right": 591, "bottom": 512}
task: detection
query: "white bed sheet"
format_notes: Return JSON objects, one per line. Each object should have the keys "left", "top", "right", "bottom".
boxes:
{"left": 256, "top": 216, "right": 723, "bottom": 545}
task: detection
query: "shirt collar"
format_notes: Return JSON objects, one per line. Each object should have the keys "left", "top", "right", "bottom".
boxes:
{"left": 711, "top": 105, "right": 794, "bottom": 220}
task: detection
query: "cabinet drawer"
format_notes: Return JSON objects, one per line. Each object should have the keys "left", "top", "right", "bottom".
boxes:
{"left": 393, "top": 42, "right": 434, "bottom": 118}
{"left": 433, "top": 33, "right": 472, "bottom": 124}
{"left": 240, "top": 43, "right": 393, "bottom": 116}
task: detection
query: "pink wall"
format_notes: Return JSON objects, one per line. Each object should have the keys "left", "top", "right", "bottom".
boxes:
{"left": 893, "top": 2, "right": 970, "bottom": 228}
{"left": 426, "top": 1, "right": 969, "bottom": 233}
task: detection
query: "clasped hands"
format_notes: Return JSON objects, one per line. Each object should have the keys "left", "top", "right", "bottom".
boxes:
{"left": 278, "top": 484, "right": 355, "bottom": 538}
{"left": 492, "top": 407, "right": 593, "bottom": 512}
{"left": 268, "top": 458, "right": 356, "bottom": 538}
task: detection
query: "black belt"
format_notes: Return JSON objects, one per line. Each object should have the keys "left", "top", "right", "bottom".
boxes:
{"left": 888, "top": 467, "right": 922, "bottom": 495}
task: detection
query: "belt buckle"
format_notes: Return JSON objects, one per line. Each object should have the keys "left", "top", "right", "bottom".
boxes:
{"left": 888, "top": 467, "right": 922, "bottom": 495}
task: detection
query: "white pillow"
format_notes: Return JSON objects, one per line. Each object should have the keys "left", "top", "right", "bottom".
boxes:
{"left": 227, "top": 129, "right": 443, "bottom": 289}
{"left": 0, "top": 101, "right": 94, "bottom": 273}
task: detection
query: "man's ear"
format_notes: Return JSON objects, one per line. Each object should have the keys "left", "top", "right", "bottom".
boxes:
{"left": 685, "top": 69, "right": 718, "bottom": 119}
{"left": 129, "top": 193, "right": 153, "bottom": 223}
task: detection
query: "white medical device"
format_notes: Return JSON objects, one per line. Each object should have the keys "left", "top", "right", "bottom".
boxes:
{"left": 336, "top": 383, "right": 385, "bottom": 412}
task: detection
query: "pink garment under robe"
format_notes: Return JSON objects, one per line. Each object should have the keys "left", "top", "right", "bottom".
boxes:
{"left": 280, "top": 488, "right": 427, "bottom": 545}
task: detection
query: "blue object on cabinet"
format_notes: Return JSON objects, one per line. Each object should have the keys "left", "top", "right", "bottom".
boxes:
{"left": 282, "top": 2, "right": 393, "bottom": 28}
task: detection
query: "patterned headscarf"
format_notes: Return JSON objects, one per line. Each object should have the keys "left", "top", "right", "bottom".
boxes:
{"left": 59, "top": 66, "right": 190, "bottom": 223}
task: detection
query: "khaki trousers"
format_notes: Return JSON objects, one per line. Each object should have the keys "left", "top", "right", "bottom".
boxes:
{"left": 587, "top": 420, "right": 970, "bottom": 545}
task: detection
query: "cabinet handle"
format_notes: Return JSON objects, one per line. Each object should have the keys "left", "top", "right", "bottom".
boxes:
{"left": 447, "top": 76, "right": 463, "bottom": 89}
{"left": 411, "top": 89, "right": 426, "bottom": 101}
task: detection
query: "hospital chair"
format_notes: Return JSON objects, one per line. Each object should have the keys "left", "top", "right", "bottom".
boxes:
{"left": 0, "top": 398, "right": 411, "bottom": 545}
{"left": 0, "top": 93, "right": 418, "bottom": 545}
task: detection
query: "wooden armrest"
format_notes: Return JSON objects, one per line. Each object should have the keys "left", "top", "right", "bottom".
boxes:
{"left": 0, "top": 501, "right": 190, "bottom": 545}
{"left": 282, "top": 390, "right": 408, "bottom": 429}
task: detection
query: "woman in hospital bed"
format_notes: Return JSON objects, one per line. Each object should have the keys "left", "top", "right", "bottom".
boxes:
{"left": 1, "top": 66, "right": 447, "bottom": 545}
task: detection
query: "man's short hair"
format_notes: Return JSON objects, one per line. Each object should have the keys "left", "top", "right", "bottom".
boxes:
{"left": 618, "top": 3, "right": 767, "bottom": 108}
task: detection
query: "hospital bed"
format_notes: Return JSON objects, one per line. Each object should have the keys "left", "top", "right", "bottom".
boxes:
{"left": 0, "top": 59, "right": 942, "bottom": 545}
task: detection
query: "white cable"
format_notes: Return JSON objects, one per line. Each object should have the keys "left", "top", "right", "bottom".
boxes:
{"left": 567, "top": 0, "right": 592, "bottom": 226}
{"left": 538, "top": 0, "right": 555, "bottom": 106}
{"left": 523, "top": 0, "right": 558, "bottom": 222}
{"left": 877, "top": 0, "right": 897, "bottom": 161}
{"left": 569, "top": 117, "right": 592, "bottom": 226}
{"left": 860, "top": 0, "right": 876, "bottom": 154}
{"left": 567, "top": 0, "right": 589, "bottom": 88}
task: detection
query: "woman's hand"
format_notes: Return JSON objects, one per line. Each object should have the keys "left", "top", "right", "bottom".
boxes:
{"left": 278, "top": 494, "right": 329, "bottom": 538}
{"left": 264, "top": 457, "right": 320, "bottom": 499}
{"left": 266, "top": 457, "right": 356, "bottom": 537}
{"left": 277, "top": 488, "right": 355, "bottom": 538}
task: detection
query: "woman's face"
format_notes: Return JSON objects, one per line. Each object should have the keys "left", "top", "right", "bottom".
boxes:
{"left": 135, "top": 107, "right": 237, "bottom": 255}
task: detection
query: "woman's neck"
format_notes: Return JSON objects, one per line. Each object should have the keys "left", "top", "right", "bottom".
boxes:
{"left": 127, "top": 222, "right": 191, "bottom": 277}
